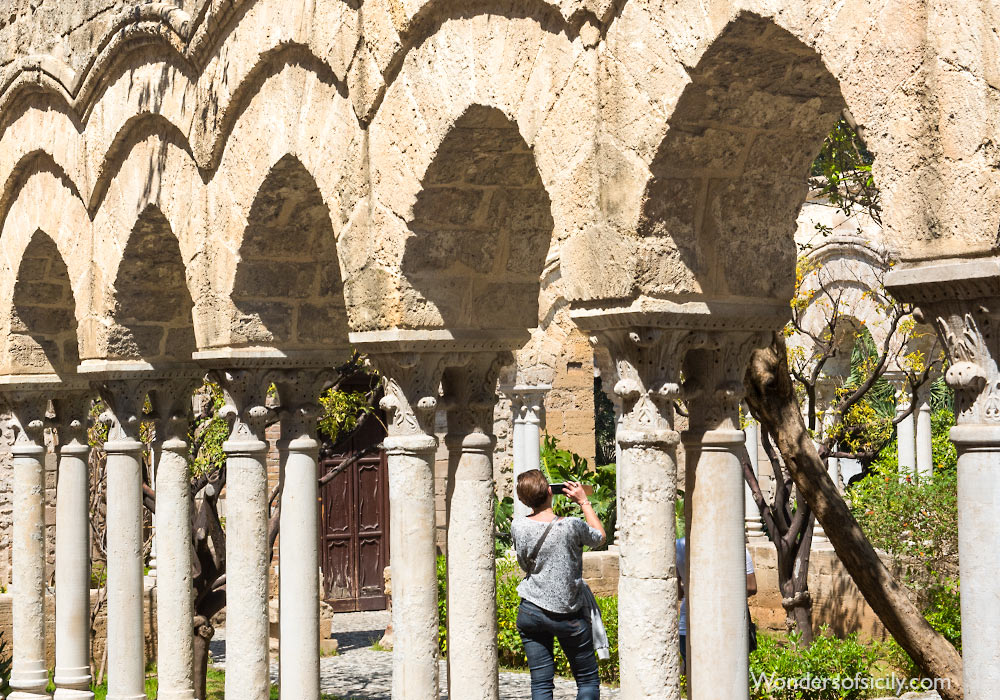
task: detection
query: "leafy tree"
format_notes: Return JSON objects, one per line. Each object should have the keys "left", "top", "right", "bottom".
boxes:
{"left": 744, "top": 115, "right": 963, "bottom": 698}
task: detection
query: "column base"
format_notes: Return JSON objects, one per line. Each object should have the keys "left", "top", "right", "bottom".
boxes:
{"left": 106, "top": 695, "right": 148, "bottom": 700}
{"left": 8, "top": 693, "right": 52, "bottom": 700}
{"left": 53, "top": 689, "right": 95, "bottom": 700}
{"left": 155, "top": 690, "right": 197, "bottom": 700}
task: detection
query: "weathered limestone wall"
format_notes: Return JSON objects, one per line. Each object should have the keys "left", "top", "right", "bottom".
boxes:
{"left": 749, "top": 542, "right": 889, "bottom": 641}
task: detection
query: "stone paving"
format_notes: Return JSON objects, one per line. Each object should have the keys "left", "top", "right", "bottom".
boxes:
{"left": 210, "top": 610, "right": 620, "bottom": 699}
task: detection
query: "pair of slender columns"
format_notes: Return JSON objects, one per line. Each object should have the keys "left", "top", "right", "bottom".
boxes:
{"left": 506, "top": 385, "right": 549, "bottom": 518}
{"left": 587, "top": 323, "right": 768, "bottom": 700}
{"left": 4, "top": 389, "right": 96, "bottom": 700}
{"left": 889, "top": 379, "right": 934, "bottom": 480}
{"left": 211, "top": 367, "right": 331, "bottom": 700}
{"left": 370, "top": 350, "right": 507, "bottom": 700}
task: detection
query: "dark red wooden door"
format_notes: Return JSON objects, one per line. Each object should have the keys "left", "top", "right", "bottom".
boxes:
{"left": 320, "top": 416, "right": 390, "bottom": 612}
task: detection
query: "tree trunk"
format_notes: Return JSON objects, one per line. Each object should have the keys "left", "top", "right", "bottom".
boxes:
{"left": 193, "top": 618, "right": 214, "bottom": 700}
{"left": 744, "top": 332, "right": 963, "bottom": 700}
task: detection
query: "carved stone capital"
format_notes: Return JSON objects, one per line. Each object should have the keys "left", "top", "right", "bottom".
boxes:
{"left": 148, "top": 375, "right": 204, "bottom": 446}
{"left": 504, "top": 384, "right": 551, "bottom": 427}
{"left": 272, "top": 367, "right": 337, "bottom": 445}
{"left": 93, "top": 377, "right": 156, "bottom": 444}
{"left": 209, "top": 368, "right": 275, "bottom": 450}
{"left": 50, "top": 392, "right": 95, "bottom": 453}
{"left": 887, "top": 258, "right": 1000, "bottom": 425}
{"left": 684, "top": 330, "right": 770, "bottom": 432}
{"left": 3, "top": 390, "right": 50, "bottom": 450}
{"left": 441, "top": 352, "right": 509, "bottom": 439}
{"left": 577, "top": 301, "right": 782, "bottom": 443}
{"left": 369, "top": 352, "right": 449, "bottom": 440}
{"left": 589, "top": 327, "right": 700, "bottom": 447}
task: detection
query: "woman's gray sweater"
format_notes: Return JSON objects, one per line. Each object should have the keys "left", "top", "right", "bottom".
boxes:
{"left": 511, "top": 516, "right": 605, "bottom": 614}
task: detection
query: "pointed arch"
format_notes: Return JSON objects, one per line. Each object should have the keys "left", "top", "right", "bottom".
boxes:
{"left": 103, "top": 206, "right": 197, "bottom": 364}
{"left": 226, "top": 154, "right": 349, "bottom": 350}
{"left": 4, "top": 230, "right": 81, "bottom": 376}
{"left": 398, "top": 105, "right": 554, "bottom": 331}
{"left": 632, "top": 12, "right": 844, "bottom": 302}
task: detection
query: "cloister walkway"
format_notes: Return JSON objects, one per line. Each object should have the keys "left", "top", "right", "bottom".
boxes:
{"left": 209, "top": 611, "right": 622, "bottom": 699}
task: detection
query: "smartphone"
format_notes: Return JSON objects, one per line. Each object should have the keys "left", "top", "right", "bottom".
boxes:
{"left": 549, "top": 483, "right": 594, "bottom": 496}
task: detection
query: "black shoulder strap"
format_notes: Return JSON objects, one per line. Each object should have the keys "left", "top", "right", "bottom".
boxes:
{"left": 524, "top": 517, "right": 561, "bottom": 577}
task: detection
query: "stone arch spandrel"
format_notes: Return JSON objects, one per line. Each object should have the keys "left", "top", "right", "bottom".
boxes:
{"left": 91, "top": 131, "right": 210, "bottom": 351}
{"left": 568, "top": 11, "right": 846, "bottom": 305}
{"left": 0, "top": 167, "right": 92, "bottom": 372}
{"left": 210, "top": 59, "right": 362, "bottom": 256}
{"left": 220, "top": 153, "right": 349, "bottom": 351}
{"left": 394, "top": 105, "right": 555, "bottom": 332}
{"left": 98, "top": 206, "right": 197, "bottom": 365}
{"left": 357, "top": 10, "right": 592, "bottom": 331}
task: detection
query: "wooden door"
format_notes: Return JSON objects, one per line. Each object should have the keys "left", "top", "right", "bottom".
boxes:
{"left": 320, "top": 415, "right": 390, "bottom": 612}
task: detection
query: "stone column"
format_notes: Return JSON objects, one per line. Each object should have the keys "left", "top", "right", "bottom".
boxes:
{"left": 887, "top": 259, "right": 1000, "bottom": 700}
{"left": 212, "top": 369, "right": 273, "bottom": 700}
{"left": 682, "top": 333, "right": 764, "bottom": 700}
{"left": 442, "top": 354, "right": 506, "bottom": 700}
{"left": 5, "top": 391, "right": 51, "bottom": 700}
{"left": 51, "top": 393, "right": 95, "bottom": 700}
{"left": 149, "top": 379, "right": 202, "bottom": 700}
{"left": 588, "top": 328, "right": 685, "bottom": 700}
{"left": 368, "top": 353, "right": 446, "bottom": 700}
{"left": 273, "top": 369, "right": 332, "bottom": 700}
{"left": 96, "top": 379, "right": 153, "bottom": 700}
{"left": 916, "top": 389, "right": 934, "bottom": 481}
{"left": 893, "top": 380, "right": 917, "bottom": 478}
{"left": 742, "top": 416, "right": 766, "bottom": 541}
{"left": 509, "top": 385, "right": 550, "bottom": 518}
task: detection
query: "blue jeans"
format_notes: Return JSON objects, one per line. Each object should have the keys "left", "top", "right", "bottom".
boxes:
{"left": 516, "top": 599, "right": 600, "bottom": 700}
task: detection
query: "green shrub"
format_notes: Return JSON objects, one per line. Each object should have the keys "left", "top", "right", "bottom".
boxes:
{"left": 540, "top": 435, "right": 616, "bottom": 545}
{"left": 750, "top": 629, "right": 884, "bottom": 700}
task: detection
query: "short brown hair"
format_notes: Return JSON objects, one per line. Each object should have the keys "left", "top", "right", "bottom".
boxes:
{"left": 517, "top": 469, "right": 550, "bottom": 509}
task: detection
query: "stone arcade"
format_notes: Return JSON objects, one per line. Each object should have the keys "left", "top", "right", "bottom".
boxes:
{"left": 0, "top": 1, "right": 997, "bottom": 699}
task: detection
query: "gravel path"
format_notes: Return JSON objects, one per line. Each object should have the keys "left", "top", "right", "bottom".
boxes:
{"left": 210, "top": 610, "right": 620, "bottom": 699}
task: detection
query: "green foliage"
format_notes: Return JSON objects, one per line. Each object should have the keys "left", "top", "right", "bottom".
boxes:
{"left": 189, "top": 381, "right": 228, "bottom": 478}
{"left": 809, "top": 118, "right": 879, "bottom": 228}
{"left": 850, "top": 411, "right": 958, "bottom": 574}
{"left": 539, "top": 434, "right": 616, "bottom": 544}
{"left": 594, "top": 376, "right": 617, "bottom": 467}
{"left": 750, "top": 629, "right": 884, "bottom": 700}
{"left": 318, "top": 388, "right": 375, "bottom": 445}
{"left": 494, "top": 495, "right": 515, "bottom": 558}
{"left": 438, "top": 555, "right": 621, "bottom": 684}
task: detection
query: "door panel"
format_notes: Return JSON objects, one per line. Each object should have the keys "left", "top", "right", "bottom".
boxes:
{"left": 320, "top": 414, "right": 389, "bottom": 612}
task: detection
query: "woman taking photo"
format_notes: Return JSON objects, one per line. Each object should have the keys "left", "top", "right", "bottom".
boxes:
{"left": 511, "top": 469, "right": 606, "bottom": 700}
